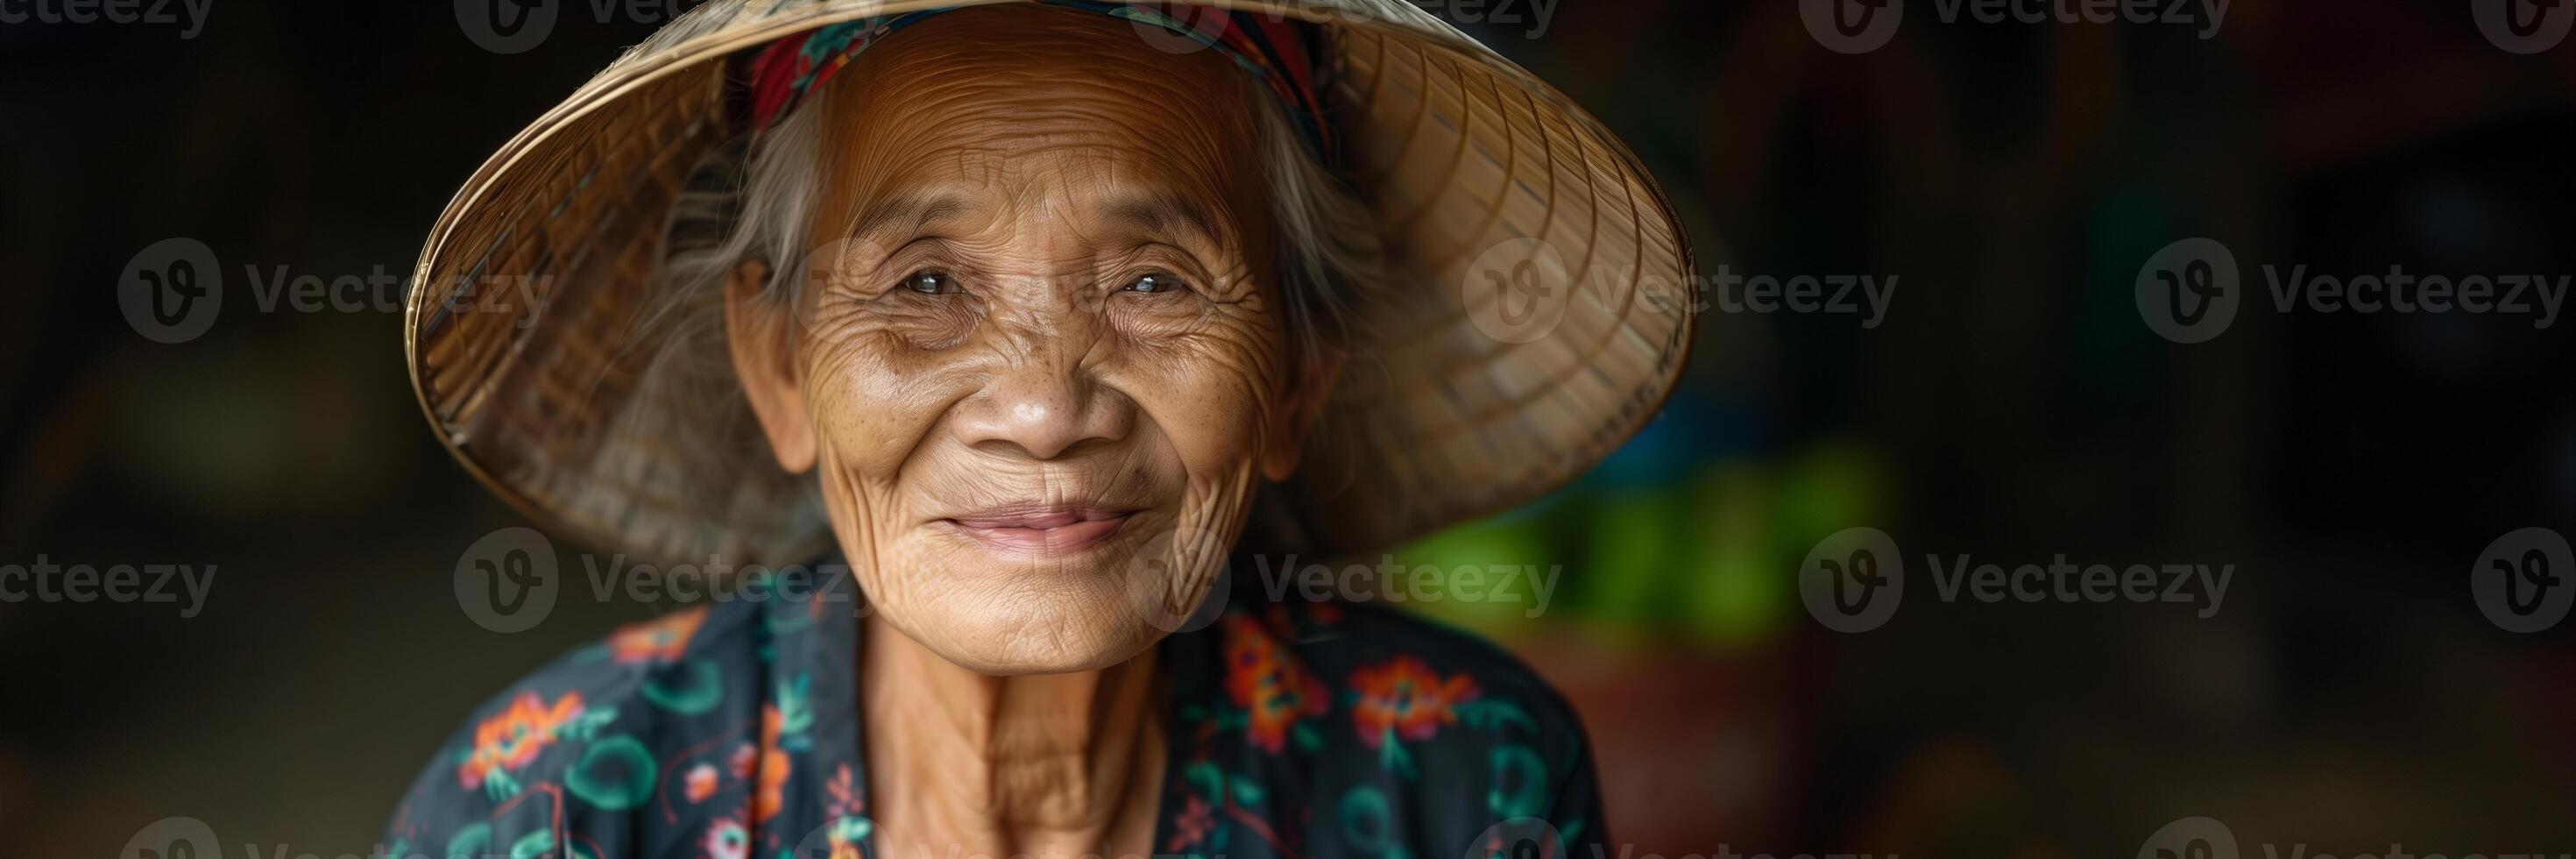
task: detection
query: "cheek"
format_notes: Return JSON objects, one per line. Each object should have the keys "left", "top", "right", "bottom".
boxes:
{"left": 799, "top": 335, "right": 979, "bottom": 627}
{"left": 1108, "top": 316, "right": 1286, "bottom": 480}
{"left": 797, "top": 332, "right": 962, "bottom": 489}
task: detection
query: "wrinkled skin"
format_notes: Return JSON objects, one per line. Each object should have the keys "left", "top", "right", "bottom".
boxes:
{"left": 723, "top": 6, "right": 1337, "bottom": 855}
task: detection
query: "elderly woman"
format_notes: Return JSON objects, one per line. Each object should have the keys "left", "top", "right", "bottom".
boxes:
{"left": 387, "top": 3, "right": 1692, "bottom": 859}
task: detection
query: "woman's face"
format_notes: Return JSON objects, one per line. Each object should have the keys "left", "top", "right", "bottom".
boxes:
{"left": 726, "top": 6, "right": 1331, "bottom": 674}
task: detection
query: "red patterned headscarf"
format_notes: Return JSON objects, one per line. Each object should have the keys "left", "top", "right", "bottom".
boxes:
{"left": 740, "top": 1, "right": 1337, "bottom": 160}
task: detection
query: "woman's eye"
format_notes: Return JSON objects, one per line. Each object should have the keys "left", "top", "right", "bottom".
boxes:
{"left": 900, "top": 271, "right": 959, "bottom": 295}
{"left": 1122, "top": 273, "right": 1186, "bottom": 295}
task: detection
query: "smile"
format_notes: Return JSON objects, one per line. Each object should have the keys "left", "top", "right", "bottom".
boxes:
{"left": 938, "top": 505, "right": 1138, "bottom": 556}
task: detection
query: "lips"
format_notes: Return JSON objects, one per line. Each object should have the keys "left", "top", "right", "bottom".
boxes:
{"left": 938, "top": 504, "right": 1137, "bottom": 556}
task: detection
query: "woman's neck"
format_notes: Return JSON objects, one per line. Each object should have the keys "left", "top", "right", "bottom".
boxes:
{"left": 859, "top": 616, "right": 1166, "bottom": 859}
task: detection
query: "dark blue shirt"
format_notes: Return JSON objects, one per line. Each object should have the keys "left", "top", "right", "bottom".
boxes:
{"left": 382, "top": 565, "right": 1604, "bottom": 859}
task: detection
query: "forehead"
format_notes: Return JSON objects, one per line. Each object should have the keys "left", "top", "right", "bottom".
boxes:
{"left": 806, "top": 5, "right": 1267, "bottom": 244}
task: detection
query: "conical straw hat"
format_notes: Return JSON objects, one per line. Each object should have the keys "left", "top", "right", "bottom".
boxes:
{"left": 407, "top": 0, "right": 1697, "bottom": 567}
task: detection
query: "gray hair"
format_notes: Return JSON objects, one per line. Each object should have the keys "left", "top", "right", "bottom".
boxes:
{"left": 621, "top": 71, "right": 1390, "bottom": 497}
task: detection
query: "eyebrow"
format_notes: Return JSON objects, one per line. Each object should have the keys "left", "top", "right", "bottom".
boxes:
{"left": 1101, "top": 190, "right": 1226, "bottom": 248}
{"left": 848, "top": 192, "right": 969, "bottom": 239}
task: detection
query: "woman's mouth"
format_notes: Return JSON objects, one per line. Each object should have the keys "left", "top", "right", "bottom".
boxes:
{"left": 938, "top": 505, "right": 1138, "bottom": 556}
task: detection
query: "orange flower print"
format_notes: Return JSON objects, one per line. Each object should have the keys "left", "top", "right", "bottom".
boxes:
{"left": 458, "top": 691, "right": 587, "bottom": 792}
{"left": 683, "top": 762, "right": 719, "bottom": 803}
{"left": 1221, "top": 614, "right": 1328, "bottom": 754}
{"left": 608, "top": 607, "right": 708, "bottom": 664}
{"left": 1348, "top": 656, "right": 1480, "bottom": 749}
{"left": 753, "top": 705, "right": 791, "bottom": 825}
{"left": 728, "top": 742, "right": 756, "bottom": 779}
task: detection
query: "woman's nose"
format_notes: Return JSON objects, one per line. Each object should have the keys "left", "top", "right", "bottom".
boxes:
{"left": 952, "top": 347, "right": 1133, "bottom": 461}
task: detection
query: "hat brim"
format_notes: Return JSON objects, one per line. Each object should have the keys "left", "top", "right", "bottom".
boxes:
{"left": 407, "top": 0, "right": 1697, "bottom": 566}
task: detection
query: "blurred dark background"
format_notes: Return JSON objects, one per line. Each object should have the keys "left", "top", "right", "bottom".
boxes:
{"left": 7, "top": 1, "right": 2576, "bottom": 856}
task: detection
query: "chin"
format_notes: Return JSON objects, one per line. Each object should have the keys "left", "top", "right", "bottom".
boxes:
{"left": 890, "top": 579, "right": 1166, "bottom": 676}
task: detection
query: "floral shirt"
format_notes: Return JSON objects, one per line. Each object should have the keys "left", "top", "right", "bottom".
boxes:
{"left": 381, "top": 564, "right": 1604, "bottom": 859}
